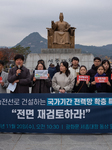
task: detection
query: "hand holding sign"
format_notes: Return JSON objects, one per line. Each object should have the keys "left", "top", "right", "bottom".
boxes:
{"left": 47, "top": 73, "right": 50, "bottom": 78}
{"left": 86, "top": 80, "right": 89, "bottom": 85}
{"left": 76, "top": 80, "right": 80, "bottom": 86}
{"left": 33, "top": 77, "right": 36, "bottom": 82}
{"left": 91, "top": 81, "right": 96, "bottom": 85}
{"left": 0, "top": 82, "right": 4, "bottom": 86}
{"left": 0, "top": 77, "right": 4, "bottom": 86}
{"left": 107, "top": 81, "right": 111, "bottom": 86}
{"left": 0, "top": 77, "right": 2, "bottom": 82}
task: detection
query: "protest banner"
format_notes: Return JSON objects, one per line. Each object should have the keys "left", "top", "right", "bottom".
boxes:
{"left": 0, "top": 93, "right": 112, "bottom": 133}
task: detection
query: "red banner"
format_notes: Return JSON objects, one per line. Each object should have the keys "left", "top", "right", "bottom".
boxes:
{"left": 77, "top": 75, "right": 90, "bottom": 81}
{"left": 111, "top": 74, "right": 112, "bottom": 80}
{"left": 0, "top": 77, "right": 2, "bottom": 82}
{"left": 95, "top": 77, "right": 108, "bottom": 83}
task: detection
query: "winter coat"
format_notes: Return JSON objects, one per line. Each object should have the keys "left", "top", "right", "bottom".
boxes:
{"left": 31, "top": 74, "right": 52, "bottom": 93}
{"left": 8, "top": 66, "right": 31, "bottom": 93}
{"left": 87, "top": 64, "right": 98, "bottom": 78}
{"left": 90, "top": 73, "right": 111, "bottom": 93}
{"left": 48, "top": 67, "right": 56, "bottom": 79}
{"left": 72, "top": 77, "right": 90, "bottom": 93}
{"left": 52, "top": 72, "right": 74, "bottom": 93}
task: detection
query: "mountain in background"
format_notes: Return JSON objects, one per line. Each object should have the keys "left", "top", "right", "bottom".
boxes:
{"left": 14, "top": 32, "right": 112, "bottom": 58}
{"left": 75, "top": 44, "right": 112, "bottom": 58}
{"left": 16, "top": 32, "right": 47, "bottom": 53}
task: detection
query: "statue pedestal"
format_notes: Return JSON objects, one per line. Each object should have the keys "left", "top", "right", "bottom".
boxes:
{"left": 25, "top": 48, "right": 94, "bottom": 74}
{"left": 41, "top": 48, "right": 81, "bottom": 54}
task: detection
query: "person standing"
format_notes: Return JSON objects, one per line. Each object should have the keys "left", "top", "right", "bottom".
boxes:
{"left": 102, "top": 60, "right": 111, "bottom": 80}
{"left": 69, "top": 57, "right": 80, "bottom": 78}
{"left": 0, "top": 60, "right": 9, "bottom": 93}
{"left": 72, "top": 65, "right": 90, "bottom": 93}
{"left": 48, "top": 63, "right": 56, "bottom": 79}
{"left": 8, "top": 54, "right": 31, "bottom": 93}
{"left": 90, "top": 65, "right": 111, "bottom": 93}
{"left": 31, "top": 63, "right": 51, "bottom": 93}
{"left": 102, "top": 60, "right": 112, "bottom": 92}
{"left": 87, "top": 57, "right": 101, "bottom": 78}
{"left": 52, "top": 61, "right": 74, "bottom": 93}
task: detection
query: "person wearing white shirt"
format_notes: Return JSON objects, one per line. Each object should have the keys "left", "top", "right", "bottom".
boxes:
{"left": 69, "top": 57, "right": 80, "bottom": 78}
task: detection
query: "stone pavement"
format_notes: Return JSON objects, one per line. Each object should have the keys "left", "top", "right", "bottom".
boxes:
{"left": 0, "top": 133, "right": 112, "bottom": 150}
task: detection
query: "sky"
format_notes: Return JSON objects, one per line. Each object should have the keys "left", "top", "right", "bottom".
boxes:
{"left": 0, "top": 0, "right": 112, "bottom": 47}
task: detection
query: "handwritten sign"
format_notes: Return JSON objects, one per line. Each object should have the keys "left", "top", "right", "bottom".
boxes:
{"left": 95, "top": 77, "right": 108, "bottom": 83}
{"left": 77, "top": 75, "right": 90, "bottom": 81}
{"left": 35, "top": 70, "right": 48, "bottom": 79}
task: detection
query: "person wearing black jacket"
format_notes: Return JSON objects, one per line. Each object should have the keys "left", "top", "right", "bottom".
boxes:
{"left": 102, "top": 60, "right": 112, "bottom": 92}
{"left": 48, "top": 63, "right": 56, "bottom": 79}
{"left": 102, "top": 60, "right": 111, "bottom": 80}
{"left": 72, "top": 65, "right": 90, "bottom": 93}
{"left": 87, "top": 57, "right": 101, "bottom": 78}
{"left": 90, "top": 65, "right": 111, "bottom": 93}
{"left": 31, "top": 62, "right": 52, "bottom": 93}
{"left": 8, "top": 54, "right": 31, "bottom": 93}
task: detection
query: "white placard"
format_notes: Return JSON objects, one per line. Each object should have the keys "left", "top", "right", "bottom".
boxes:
{"left": 35, "top": 70, "right": 48, "bottom": 79}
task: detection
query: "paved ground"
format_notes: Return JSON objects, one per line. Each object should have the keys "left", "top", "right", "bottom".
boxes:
{"left": 0, "top": 133, "right": 112, "bottom": 150}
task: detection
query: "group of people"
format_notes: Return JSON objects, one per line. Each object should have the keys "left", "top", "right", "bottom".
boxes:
{"left": 0, "top": 54, "right": 112, "bottom": 93}
{"left": 52, "top": 56, "right": 112, "bottom": 93}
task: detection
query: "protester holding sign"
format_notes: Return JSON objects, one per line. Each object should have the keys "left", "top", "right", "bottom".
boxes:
{"left": 0, "top": 60, "right": 9, "bottom": 93}
{"left": 90, "top": 65, "right": 111, "bottom": 93}
{"left": 52, "top": 61, "right": 74, "bottom": 93}
{"left": 72, "top": 65, "right": 90, "bottom": 93}
{"left": 31, "top": 63, "right": 51, "bottom": 93}
{"left": 8, "top": 54, "right": 31, "bottom": 93}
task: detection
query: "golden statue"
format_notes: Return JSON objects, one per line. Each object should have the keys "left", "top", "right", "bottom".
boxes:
{"left": 47, "top": 13, "right": 76, "bottom": 48}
